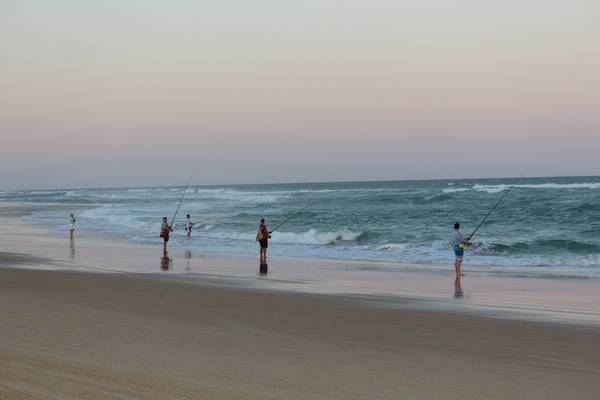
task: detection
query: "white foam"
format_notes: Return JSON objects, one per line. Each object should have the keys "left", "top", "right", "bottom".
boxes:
{"left": 474, "top": 182, "right": 600, "bottom": 193}
{"left": 442, "top": 188, "right": 470, "bottom": 193}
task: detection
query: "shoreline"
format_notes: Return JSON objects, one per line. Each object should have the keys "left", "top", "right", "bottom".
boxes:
{"left": 2, "top": 201, "right": 600, "bottom": 327}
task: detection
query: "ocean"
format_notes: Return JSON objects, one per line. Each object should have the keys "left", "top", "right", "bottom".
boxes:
{"left": 2, "top": 176, "right": 600, "bottom": 277}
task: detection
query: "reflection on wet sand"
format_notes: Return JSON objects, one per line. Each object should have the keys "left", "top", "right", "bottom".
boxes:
{"left": 160, "top": 254, "right": 172, "bottom": 271}
{"left": 259, "top": 262, "right": 268, "bottom": 275}
{"left": 185, "top": 250, "right": 192, "bottom": 271}
{"left": 454, "top": 276, "right": 463, "bottom": 299}
{"left": 69, "top": 238, "right": 75, "bottom": 260}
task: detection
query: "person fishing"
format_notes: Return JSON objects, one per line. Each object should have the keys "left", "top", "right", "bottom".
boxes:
{"left": 185, "top": 214, "right": 193, "bottom": 237}
{"left": 161, "top": 217, "right": 173, "bottom": 253}
{"left": 68, "top": 213, "right": 76, "bottom": 238}
{"left": 256, "top": 201, "right": 315, "bottom": 261}
{"left": 257, "top": 218, "right": 271, "bottom": 261}
{"left": 161, "top": 166, "right": 196, "bottom": 252}
{"left": 452, "top": 167, "right": 533, "bottom": 277}
{"left": 451, "top": 222, "right": 471, "bottom": 277}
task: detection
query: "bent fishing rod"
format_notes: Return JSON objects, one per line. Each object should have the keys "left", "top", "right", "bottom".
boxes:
{"left": 468, "top": 165, "right": 534, "bottom": 240}
{"left": 169, "top": 166, "right": 198, "bottom": 228}
{"left": 269, "top": 201, "right": 317, "bottom": 233}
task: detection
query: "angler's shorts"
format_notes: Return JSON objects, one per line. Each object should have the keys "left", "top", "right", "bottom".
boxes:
{"left": 453, "top": 245, "right": 464, "bottom": 260}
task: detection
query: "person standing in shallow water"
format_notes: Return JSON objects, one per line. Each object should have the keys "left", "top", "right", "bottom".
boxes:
{"left": 258, "top": 218, "right": 271, "bottom": 261}
{"left": 68, "top": 214, "right": 76, "bottom": 238}
{"left": 451, "top": 222, "right": 471, "bottom": 277}
{"left": 161, "top": 217, "right": 173, "bottom": 253}
{"left": 185, "top": 214, "right": 193, "bottom": 237}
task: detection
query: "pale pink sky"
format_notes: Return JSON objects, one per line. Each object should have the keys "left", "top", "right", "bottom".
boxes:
{"left": 1, "top": 1, "right": 598, "bottom": 190}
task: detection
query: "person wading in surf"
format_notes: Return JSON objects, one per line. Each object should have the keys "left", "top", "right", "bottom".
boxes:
{"left": 185, "top": 214, "right": 193, "bottom": 237}
{"left": 451, "top": 222, "right": 471, "bottom": 277}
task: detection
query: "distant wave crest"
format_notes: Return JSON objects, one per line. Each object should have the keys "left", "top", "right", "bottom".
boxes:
{"left": 474, "top": 182, "right": 600, "bottom": 193}
{"left": 273, "top": 228, "right": 362, "bottom": 245}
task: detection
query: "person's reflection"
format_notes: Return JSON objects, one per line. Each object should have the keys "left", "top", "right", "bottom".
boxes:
{"left": 69, "top": 238, "right": 75, "bottom": 260}
{"left": 454, "top": 275, "right": 464, "bottom": 299}
{"left": 259, "top": 262, "right": 268, "bottom": 275}
{"left": 185, "top": 249, "right": 192, "bottom": 271}
{"left": 160, "top": 253, "right": 173, "bottom": 271}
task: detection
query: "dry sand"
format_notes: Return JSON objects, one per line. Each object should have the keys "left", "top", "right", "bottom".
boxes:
{"left": 1, "top": 203, "right": 599, "bottom": 399}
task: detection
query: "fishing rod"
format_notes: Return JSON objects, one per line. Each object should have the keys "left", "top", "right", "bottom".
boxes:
{"left": 468, "top": 165, "right": 534, "bottom": 240}
{"left": 174, "top": 189, "right": 226, "bottom": 228}
{"left": 169, "top": 166, "right": 197, "bottom": 228}
{"left": 173, "top": 216, "right": 215, "bottom": 229}
{"left": 270, "top": 201, "right": 317, "bottom": 233}
{"left": 192, "top": 216, "right": 217, "bottom": 226}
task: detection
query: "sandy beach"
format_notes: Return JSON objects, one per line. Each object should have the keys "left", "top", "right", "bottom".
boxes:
{"left": 1, "top": 202, "right": 600, "bottom": 399}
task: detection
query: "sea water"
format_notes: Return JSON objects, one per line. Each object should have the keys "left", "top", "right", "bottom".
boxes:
{"left": 2, "top": 176, "right": 600, "bottom": 277}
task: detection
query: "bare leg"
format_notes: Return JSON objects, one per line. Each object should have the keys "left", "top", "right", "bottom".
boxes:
{"left": 454, "top": 259, "right": 465, "bottom": 277}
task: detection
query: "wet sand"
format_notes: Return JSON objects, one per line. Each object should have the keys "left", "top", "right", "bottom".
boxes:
{"left": 1, "top": 202, "right": 599, "bottom": 399}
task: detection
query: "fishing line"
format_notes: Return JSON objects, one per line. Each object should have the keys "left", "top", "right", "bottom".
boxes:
{"left": 270, "top": 201, "right": 317, "bottom": 233}
{"left": 196, "top": 216, "right": 216, "bottom": 224}
{"left": 169, "top": 166, "right": 198, "bottom": 228}
{"left": 173, "top": 189, "right": 226, "bottom": 229}
{"left": 468, "top": 165, "right": 535, "bottom": 240}
{"left": 173, "top": 216, "right": 216, "bottom": 229}
{"left": 189, "top": 215, "right": 216, "bottom": 227}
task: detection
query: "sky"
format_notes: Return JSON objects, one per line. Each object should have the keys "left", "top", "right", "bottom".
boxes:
{"left": 1, "top": 1, "right": 599, "bottom": 190}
